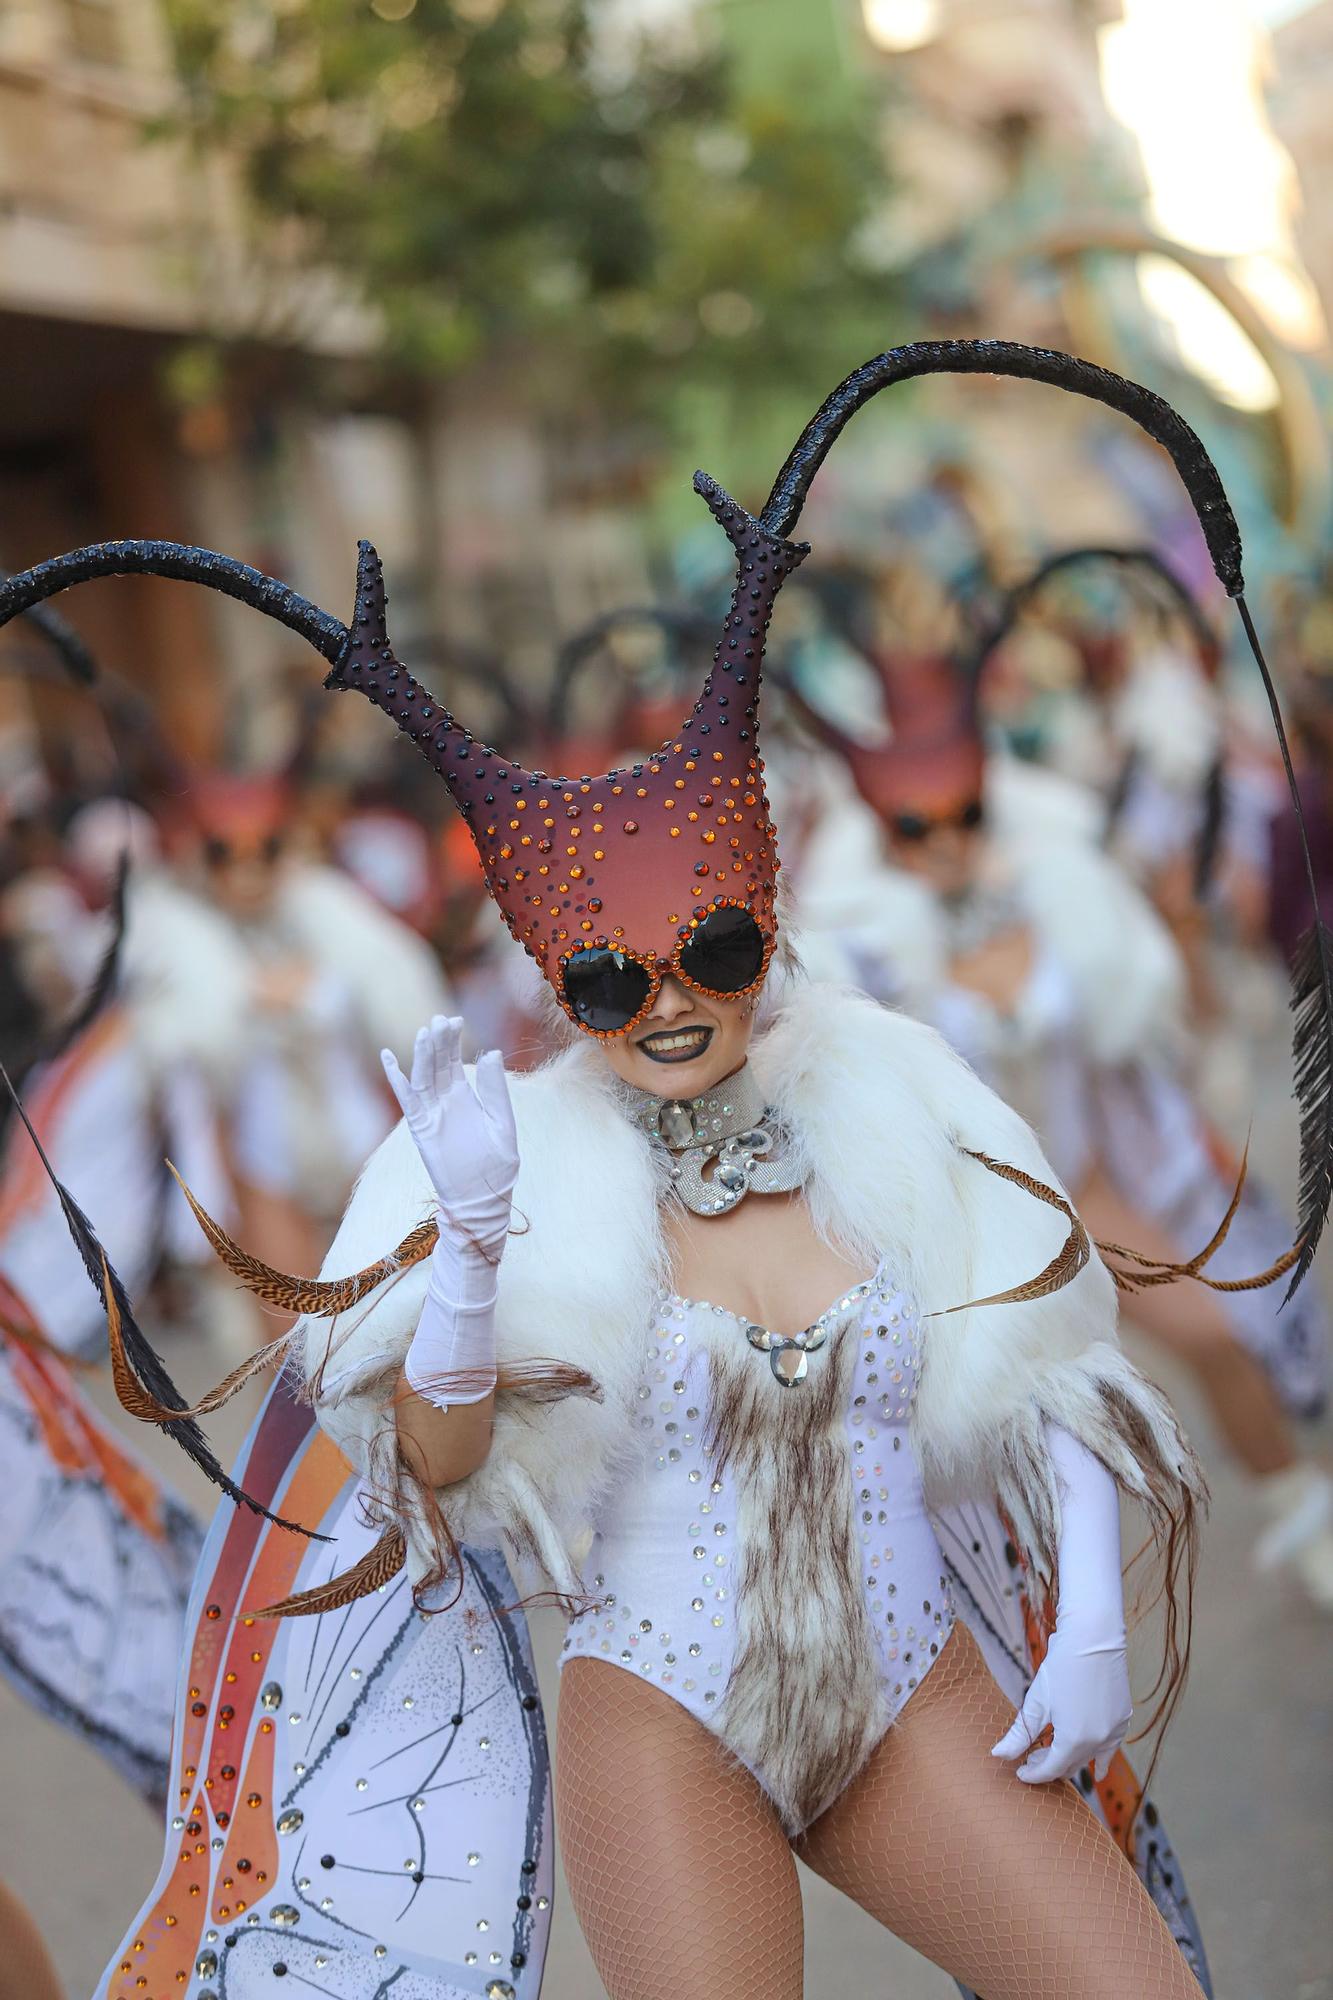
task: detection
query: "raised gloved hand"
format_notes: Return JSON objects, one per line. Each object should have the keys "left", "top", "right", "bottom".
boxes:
{"left": 991, "top": 1425, "right": 1133, "bottom": 1785}
{"left": 381, "top": 1016, "right": 519, "bottom": 1412}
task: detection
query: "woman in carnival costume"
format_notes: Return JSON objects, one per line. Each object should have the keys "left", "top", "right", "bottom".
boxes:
{"left": 3, "top": 343, "right": 1330, "bottom": 2000}
{"left": 787, "top": 558, "right": 1333, "bottom": 1611}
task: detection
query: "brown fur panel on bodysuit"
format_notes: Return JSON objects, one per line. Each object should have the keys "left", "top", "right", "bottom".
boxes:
{"left": 705, "top": 1306, "right": 891, "bottom": 1833}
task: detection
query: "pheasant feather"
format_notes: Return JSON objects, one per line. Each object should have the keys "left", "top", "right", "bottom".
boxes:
{"left": 257, "top": 1523, "right": 407, "bottom": 1619}
{"left": 168, "top": 1164, "right": 437, "bottom": 1314}
{"left": 931, "top": 1153, "right": 1090, "bottom": 1314}
{"left": 0, "top": 1064, "right": 322, "bottom": 1536}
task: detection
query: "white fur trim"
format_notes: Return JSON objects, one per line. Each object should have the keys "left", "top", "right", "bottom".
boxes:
{"left": 297, "top": 981, "right": 1196, "bottom": 1592}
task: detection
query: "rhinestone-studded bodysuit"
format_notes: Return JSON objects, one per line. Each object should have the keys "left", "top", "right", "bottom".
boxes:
{"left": 560, "top": 1261, "right": 954, "bottom": 1833}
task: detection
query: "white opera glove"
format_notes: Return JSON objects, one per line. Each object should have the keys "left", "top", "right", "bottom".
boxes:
{"left": 381, "top": 1016, "right": 519, "bottom": 1411}
{"left": 991, "top": 1424, "right": 1133, "bottom": 1785}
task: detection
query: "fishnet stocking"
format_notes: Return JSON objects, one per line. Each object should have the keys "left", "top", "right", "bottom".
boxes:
{"left": 0, "top": 1878, "right": 63, "bottom": 2000}
{"left": 557, "top": 1657, "right": 805, "bottom": 2000}
{"left": 796, "top": 1624, "right": 1206, "bottom": 1999}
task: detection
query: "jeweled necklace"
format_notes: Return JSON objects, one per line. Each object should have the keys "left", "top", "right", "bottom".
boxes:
{"left": 624, "top": 1063, "right": 802, "bottom": 1217}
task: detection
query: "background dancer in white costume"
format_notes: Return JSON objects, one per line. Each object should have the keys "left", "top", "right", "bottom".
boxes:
{"left": 790, "top": 621, "right": 1333, "bottom": 1609}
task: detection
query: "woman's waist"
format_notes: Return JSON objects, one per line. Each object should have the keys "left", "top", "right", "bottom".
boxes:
{"left": 589, "top": 1433, "right": 932, "bottom": 1541}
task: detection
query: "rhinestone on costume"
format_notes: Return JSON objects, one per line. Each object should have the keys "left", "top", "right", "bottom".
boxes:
{"left": 270, "top": 1906, "right": 299, "bottom": 1927}
{"left": 276, "top": 1810, "right": 304, "bottom": 1835}
{"left": 771, "top": 1343, "right": 808, "bottom": 1386}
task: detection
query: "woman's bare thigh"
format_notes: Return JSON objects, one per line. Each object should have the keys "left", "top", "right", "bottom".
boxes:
{"left": 556, "top": 1658, "right": 804, "bottom": 2000}
{"left": 795, "top": 1625, "right": 1204, "bottom": 2000}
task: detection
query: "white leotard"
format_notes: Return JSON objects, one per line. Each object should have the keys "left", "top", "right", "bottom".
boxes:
{"left": 560, "top": 1260, "right": 954, "bottom": 1830}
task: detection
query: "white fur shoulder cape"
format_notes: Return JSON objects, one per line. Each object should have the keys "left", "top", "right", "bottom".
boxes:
{"left": 300, "top": 981, "right": 1199, "bottom": 1593}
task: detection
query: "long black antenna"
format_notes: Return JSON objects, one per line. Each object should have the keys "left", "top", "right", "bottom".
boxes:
{"left": 0, "top": 541, "right": 347, "bottom": 663}
{"left": 757, "top": 340, "right": 1243, "bottom": 594}
{"left": 753, "top": 340, "right": 1329, "bottom": 1295}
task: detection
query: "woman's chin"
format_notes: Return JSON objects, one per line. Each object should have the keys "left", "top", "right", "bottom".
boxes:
{"left": 628, "top": 1052, "right": 718, "bottom": 1096}
{"left": 620, "top": 1037, "right": 743, "bottom": 1098}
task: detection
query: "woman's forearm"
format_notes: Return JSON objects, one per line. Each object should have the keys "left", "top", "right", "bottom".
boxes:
{"left": 395, "top": 1372, "right": 495, "bottom": 1488}
{"left": 1047, "top": 1423, "right": 1126, "bottom": 1639}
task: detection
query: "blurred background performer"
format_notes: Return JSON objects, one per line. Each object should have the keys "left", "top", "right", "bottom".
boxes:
{"left": 171, "top": 773, "right": 452, "bottom": 1304}
{"left": 788, "top": 630, "right": 1333, "bottom": 1608}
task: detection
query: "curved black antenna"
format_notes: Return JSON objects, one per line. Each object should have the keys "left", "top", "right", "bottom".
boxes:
{"left": 978, "top": 545, "right": 1221, "bottom": 679}
{"left": 546, "top": 604, "right": 716, "bottom": 737}
{"left": 758, "top": 340, "right": 1244, "bottom": 593}
{"left": 757, "top": 342, "right": 1327, "bottom": 1295}
{"left": 0, "top": 541, "right": 348, "bottom": 664}
{"left": 0, "top": 642, "right": 191, "bottom": 798}
{"left": 0, "top": 569, "right": 98, "bottom": 685}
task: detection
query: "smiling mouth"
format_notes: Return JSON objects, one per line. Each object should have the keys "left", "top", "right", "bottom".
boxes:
{"left": 636, "top": 1026, "right": 714, "bottom": 1064}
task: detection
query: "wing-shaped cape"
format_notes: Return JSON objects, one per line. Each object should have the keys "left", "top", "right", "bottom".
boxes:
{"left": 94, "top": 1370, "right": 552, "bottom": 2000}
{"left": 0, "top": 1292, "right": 202, "bottom": 1808}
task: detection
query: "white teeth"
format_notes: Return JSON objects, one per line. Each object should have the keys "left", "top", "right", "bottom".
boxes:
{"left": 643, "top": 1030, "right": 708, "bottom": 1053}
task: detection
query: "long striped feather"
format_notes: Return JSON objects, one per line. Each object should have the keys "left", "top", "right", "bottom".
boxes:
{"left": 168, "top": 1164, "right": 437, "bottom": 1314}
{"left": 0, "top": 1058, "right": 322, "bottom": 1537}
{"left": 256, "top": 1523, "right": 406, "bottom": 1619}
{"left": 930, "top": 1153, "right": 1090, "bottom": 1314}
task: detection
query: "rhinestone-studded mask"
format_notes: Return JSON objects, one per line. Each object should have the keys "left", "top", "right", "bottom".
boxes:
{"left": 324, "top": 475, "right": 809, "bottom": 1031}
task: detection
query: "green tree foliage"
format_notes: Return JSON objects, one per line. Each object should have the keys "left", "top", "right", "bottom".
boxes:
{"left": 162, "top": 0, "right": 900, "bottom": 451}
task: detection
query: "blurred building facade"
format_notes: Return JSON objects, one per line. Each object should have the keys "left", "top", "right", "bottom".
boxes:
{"left": 0, "top": 1, "right": 667, "bottom": 769}
{"left": 0, "top": 0, "right": 1328, "bottom": 770}
{"left": 0, "top": 0, "right": 623, "bottom": 767}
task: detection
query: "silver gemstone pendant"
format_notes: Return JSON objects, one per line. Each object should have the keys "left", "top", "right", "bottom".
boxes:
{"left": 657, "top": 1100, "right": 700, "bottom": 1149}
{"left": 770, "top": 1343, "right": 809, "bottom": 1386}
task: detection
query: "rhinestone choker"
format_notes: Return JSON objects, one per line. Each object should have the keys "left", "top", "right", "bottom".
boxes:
{"left": 623, "top": 1064, "right": 803, "bottom": 1217}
